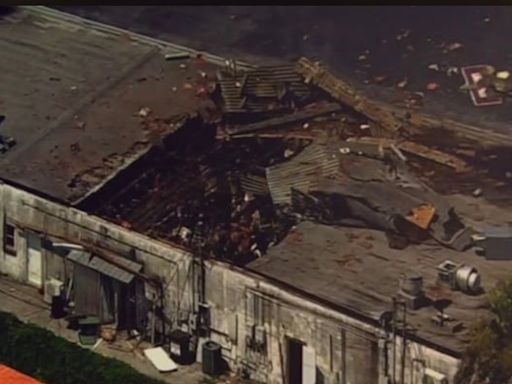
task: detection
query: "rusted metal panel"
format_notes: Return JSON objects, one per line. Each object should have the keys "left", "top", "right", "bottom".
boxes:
{"left": 218, "top": 65, "right": 312, "bottom": 116}
{"left": 405, "top": 203, "right": 436, "bottom": 230}
{"left": 266, "top": 143, "right": 339, "bottom": 205}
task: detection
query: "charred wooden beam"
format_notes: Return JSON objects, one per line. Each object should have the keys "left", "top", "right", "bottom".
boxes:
{"left": 346, "top": 137, "right": 470, "bottom": 173}
{"left": 225, "top": 102, "right": 341, "bottom": 135}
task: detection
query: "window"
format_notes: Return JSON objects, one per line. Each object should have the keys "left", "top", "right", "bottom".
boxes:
{"left": 4, "top": 223, "right": 16, "bottom": 255}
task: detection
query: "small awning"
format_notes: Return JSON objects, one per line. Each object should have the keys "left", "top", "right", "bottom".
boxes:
{"left": 67, "top": 250, "right": 142, "bottom": 284}
{"left": 89, "top": 255, "right": 141, "bottom": 284}
{"left": 67, "top": 249, "right": 92, "bottom": 266}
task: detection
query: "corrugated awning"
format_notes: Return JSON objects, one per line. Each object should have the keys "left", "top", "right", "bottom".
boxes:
{"left": 89, "top": 255, "right": 141, "bottom": 284}
{"left": 67, "top": 250, "right": 141, "bottom": 284}
{"left": 67, "top": 249, "right": 92, "bottom": 266}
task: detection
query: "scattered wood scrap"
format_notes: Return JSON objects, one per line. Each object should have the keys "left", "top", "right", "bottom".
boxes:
{"left": 225, "top": 102, "right": 341, "bottom": 135}
{"left": 296, "top": 57, "right": 512, "bottom": 148}
{"left": 296, "top": 57, "right": 408, "bottom": 134}
{"left": 346, "top": 136, "right": 470, "bottom": 172}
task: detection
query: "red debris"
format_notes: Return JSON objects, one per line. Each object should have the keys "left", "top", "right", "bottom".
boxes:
{"left": 121, "top": 220, "right": 132, "bottom": 229}
{"left": 195, "top": 86, "right": 207, "bottom": 97}
{"left": 426, "top": 82, "right": 440, "bottom": 91}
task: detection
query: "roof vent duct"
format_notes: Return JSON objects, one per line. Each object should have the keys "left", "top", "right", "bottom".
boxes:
{"left": 437, "top": 260, "right": 481, "bottom": 294}
{"left": 397, "top": 272, "right": 426, "bottom": 310}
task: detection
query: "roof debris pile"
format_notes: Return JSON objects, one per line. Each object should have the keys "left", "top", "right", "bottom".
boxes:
{"left": 89, "top": 56, "right": 512, "bottom": 267}
{"left": 93, "top": 118, "right": 305, "bottom": 265}
{"left": 283, "top": 141, "right": 474, "bottom": 251}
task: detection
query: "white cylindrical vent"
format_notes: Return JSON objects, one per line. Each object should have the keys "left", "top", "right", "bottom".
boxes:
{"left": 456, "top": 265, "right": 481, "bottom": 293}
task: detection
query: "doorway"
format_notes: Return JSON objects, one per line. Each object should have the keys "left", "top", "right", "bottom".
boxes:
{"left": 287, "top": 337, "right": 303, "bottom": 384}
{"left": 26, "top": 232, "right": 42, "bottom": 288}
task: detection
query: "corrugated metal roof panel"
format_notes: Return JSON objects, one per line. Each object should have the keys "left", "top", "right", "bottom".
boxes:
{"left": 218, "top": 65, "right": 311, "bottom": 115}
{"left": 265, "top": 144, "right": 340, "bottom": 205}
{"left": 67, "top": 250, "right": 92, "bottom": 266}
{"left": 88, "top": 256, "right": 138, "bottom": 284}
{"left": 239, "top": 174, "right": 269, "bottom": 195}
{"left": 68, "top": 248, "right": 141, "bottom": 283}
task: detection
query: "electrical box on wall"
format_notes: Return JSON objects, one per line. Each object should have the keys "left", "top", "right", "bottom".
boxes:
{"left": 198, "top": 302, "right": 211, "bottom": 336}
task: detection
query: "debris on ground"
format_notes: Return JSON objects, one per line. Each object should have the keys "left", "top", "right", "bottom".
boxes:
{"left": 492, "top": 70, "right": 512, "bottom": 94}
{"left": 396, "top": 29, "right": 410, "bottom": 41}
{"left": 138, "top": 107, "right": 152, "bottom": 118}
{"left": 298, "top": 55, "right": 510, "bottom": 144}
{"left": 143, "top": 347, "right": 178, "bottom": 372}
{"left": 426, "top": 82, "right": 440, "bottom": 91}
{"left": 444, "top": 42, "right": 463, "bottom": 53}
{"left": 70, "top": 142, "right": 81, "bottom": 153}
{"left": 446, "top": 67, "right": 459, "bottom": 77}
{"left": 461, "top": 65, "right": 504, "bottom": 106}
{"left": 397, "top": 78, "right": 408, "bottom": 88}
{"left": 373, "top": 75, "right": 387, "bottom": 84}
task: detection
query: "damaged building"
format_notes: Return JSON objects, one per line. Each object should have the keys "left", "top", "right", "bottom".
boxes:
{"left": 2, "top": 6, "right": 512, "bottom": 384}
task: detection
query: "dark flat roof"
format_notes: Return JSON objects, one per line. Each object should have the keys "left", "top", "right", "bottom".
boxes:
{"left": 0, "top": 8, "right": 218, "bottom": 203}
{"left": 248, "top": 201, "right": 512, "bottom": 355}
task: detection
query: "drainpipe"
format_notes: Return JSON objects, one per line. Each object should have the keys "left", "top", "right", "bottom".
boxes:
{"left": 378, "top": 333, "right": 389, "bottom": 384}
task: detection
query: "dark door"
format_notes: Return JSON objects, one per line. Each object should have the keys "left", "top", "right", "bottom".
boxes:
{"left": 287, "top": 337, "right": 303, "bottom": 384}
{"left": 74, "top": 264, "right": 100, "bottom": 316}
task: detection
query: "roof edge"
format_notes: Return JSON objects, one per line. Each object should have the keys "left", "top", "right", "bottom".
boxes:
{"left": 19, "top": 6, "right": 255, "bottom": 71}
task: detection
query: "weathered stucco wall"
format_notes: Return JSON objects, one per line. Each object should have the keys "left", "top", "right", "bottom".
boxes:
{"left": 0, "top": 182, "right": 460, "bottom": 383}
{"left": 203, "top": 262, "right": 458, "bottom": 384}
{"left": 0, "top": 183, "right": 195, "bottom": 326}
